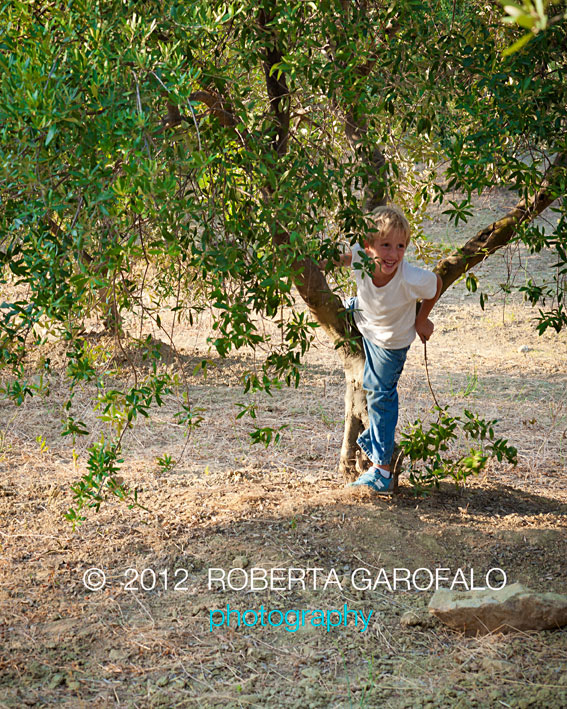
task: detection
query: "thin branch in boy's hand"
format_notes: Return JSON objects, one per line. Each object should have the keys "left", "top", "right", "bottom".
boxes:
{"left": 423, "top": 341, "right": 442, "bottom": 411}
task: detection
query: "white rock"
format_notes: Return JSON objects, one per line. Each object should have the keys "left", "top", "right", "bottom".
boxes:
{"left": 428, "top": 583, "right": 567, "bottom": 635}
{"left": 518, "top": 345, "right": 531, "bottom": 353}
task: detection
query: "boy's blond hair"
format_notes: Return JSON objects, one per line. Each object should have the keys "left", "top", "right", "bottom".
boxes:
{"left": 367, "top": 205, "right": 411, "bottom": 245}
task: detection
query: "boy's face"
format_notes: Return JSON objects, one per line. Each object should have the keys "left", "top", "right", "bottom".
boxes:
{"left": 364, "top": 228, "right": 408, "bottom": 277}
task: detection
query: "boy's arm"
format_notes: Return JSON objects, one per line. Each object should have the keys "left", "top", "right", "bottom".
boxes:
{"left": 415, "top": 274, "right": 443, "bottom": 343}
{"left": 319, "top": 251, "right": 352, "bottom": 270}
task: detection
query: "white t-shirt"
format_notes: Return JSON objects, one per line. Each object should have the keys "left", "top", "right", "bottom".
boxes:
{"left": 350, "top": 243, "right": 438, "bottom": 349}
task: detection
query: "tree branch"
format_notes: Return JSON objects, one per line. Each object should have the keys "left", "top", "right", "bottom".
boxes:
{"left": 435, "top": 151, "right": 567, "bottom": 294}
{"left": 258, "top": 10, "right": 291, "bottom": 156}
{"left": 272, "top": 230, "right": 360, "bottom": 363}
{"left": 189, "top": 90, "right": 238, "bottom": 127}
{"left": 255, "top": 12, "right": 354, "bottom": 356}
{"left": 338, "top": 12, "right": 399, "bottom": 211}
{"left": 344, "top": 110, "right": 388, "bottom": 211}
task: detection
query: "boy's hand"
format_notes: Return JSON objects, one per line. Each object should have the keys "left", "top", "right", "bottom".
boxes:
{"left": 416, "top": 317, "right": 434, "bottom": 343}
{"left": 415, "top": 275, "right": 442, "bottom": 343}
{"left": 319, "top": 252, "right": 352, "bottom": 270}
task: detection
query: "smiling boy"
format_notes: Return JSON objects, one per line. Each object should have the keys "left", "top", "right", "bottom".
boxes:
{"left": 338, "top": 205, "right": 442, "bottom": 493}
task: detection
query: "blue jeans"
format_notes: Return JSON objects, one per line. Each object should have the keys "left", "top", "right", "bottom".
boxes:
{"left": 345, "top": 296, "right": 409, "bottom": 466}
{"left": 357, "top": 339, "right": 409, "bottom": 466}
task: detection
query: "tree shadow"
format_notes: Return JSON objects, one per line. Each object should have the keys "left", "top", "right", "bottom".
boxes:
{"left": 386, "top": 478, "right": 567, "bottom": 518}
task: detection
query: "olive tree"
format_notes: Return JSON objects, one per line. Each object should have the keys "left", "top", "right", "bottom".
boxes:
{"left": 0, "top": 0, "right": 565, "bottom": 518}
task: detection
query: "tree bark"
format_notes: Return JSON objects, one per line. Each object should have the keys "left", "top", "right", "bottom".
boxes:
{"left": 339, "top": 352, "right": 368, "bottom": 479}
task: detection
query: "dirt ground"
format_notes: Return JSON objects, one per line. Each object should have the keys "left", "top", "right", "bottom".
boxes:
{"left": 1, "top": 190, "right": 566, "bottom": 707}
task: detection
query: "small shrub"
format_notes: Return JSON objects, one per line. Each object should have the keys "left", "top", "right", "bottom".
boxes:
{"left": 156, "top": 454, "right": 176, "bottom": 473}
{"left": 400, "top": 407, "right": 518, "bottom": 494}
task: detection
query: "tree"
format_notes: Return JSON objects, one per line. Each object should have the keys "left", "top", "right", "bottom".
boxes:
{"left": 0, "top": 1, "right": 565, "bottom": 519}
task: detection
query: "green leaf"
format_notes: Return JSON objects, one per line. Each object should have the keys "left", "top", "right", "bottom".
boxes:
{"left": 45, "top": 125, "right": 57, "bottom": 146}
{"left": 502, "top": 32, "right": 534, "bottom": 56}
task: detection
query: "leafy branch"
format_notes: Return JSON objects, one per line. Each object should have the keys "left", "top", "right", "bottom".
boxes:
{"left": 400, "top": 407, "right": 518, "bottom": 494}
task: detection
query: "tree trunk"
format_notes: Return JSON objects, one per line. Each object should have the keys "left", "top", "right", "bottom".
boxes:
{"left": 98, "top": 283, "right": 123, "bottom": 335}
{"left": 339, "top": 352, "right": 368, "bottom": 480}
{"left": 271, "top": 252, "right": 368, "bottom": 478}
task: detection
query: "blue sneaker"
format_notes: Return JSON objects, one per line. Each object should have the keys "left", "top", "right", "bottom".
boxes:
{"left": 347, "top": 466, "right": 395, "bottom": 495}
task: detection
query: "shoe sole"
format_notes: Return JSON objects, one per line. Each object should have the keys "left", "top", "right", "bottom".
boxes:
{"left": 347, "top": 482, "right": 394, "bottom": 495}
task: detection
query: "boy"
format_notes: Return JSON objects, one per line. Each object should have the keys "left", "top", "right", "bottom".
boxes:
{"left": 334, "top": 205, "right": 442, "bottom": 494}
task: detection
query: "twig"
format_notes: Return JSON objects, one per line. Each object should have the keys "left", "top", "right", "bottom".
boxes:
{"left": 129, "top": 592, "right": 156, "bottom": 628}
{"left": 186, "top": 98, "right": 202, "bottom": 152}
{"left": 423, "top": 340, "right": 442, "bottom": 410}
{"left": 132, "top": 71, "right": 151, "bottom": 159}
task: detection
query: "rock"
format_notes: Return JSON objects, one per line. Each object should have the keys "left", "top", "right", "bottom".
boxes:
{"left": 48, "top": 673, "right": 65, "bottom": 689}
{"left": 400, "top": 610, "right": 435, "bottom": 628}
{"left": 231, "top": 555, "right": 249, "bottom": 568}
{"left": 429, "top": 583, "right": 567, "bottom": 635}
{"left": 108, "top": 648, "right": 124, "bottom": 661}
{"left": 480, "top": 658, "right": 514, "bottom": 673}
{"left": 518, "top": 345, "right": 531, "bottom": 353}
